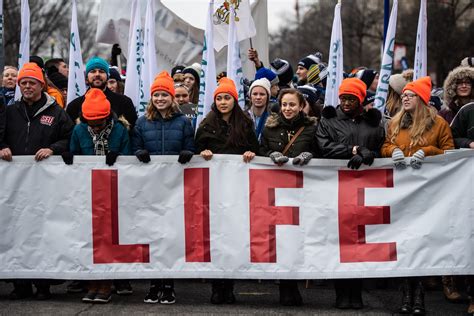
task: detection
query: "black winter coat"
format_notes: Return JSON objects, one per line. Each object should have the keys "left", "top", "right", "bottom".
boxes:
{"left": 195, "top": 116, "right": 259, "bottom": 155}
{"left": 2, "top": 93, "right": 74, "bottom": 155}
{"left": 315, "top": 106, "right": 385, "bottom": 158}
{"left": 0, "top": 96, "right": 5, "bottom": 147}
{"left": 450, "top": 101, "right": 474, "bottom": 148}
{"left": 260, "top": 113, "right": 318, "bottom": 157}
{"left": 66, "top": 87, "right": 138, "bottom": 129}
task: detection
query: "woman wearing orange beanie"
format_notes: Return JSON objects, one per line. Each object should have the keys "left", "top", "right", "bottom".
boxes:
{"left": 381, "top": 76, "right": 454, "bottom": 315}
{"left": 131, "top": 71, "right": 195, "bottom": 305}
{"left": 195, "top": 77, "right": 259, "bottom": 304}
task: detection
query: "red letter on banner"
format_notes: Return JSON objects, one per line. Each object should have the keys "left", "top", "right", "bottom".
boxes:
{"left": 184, "top": 168, "right": 211, "bottom": 262}
{"left": 338, "top": 169, "right": 396, "bottom": 262}
{"left": 249, "top": 169, "right": 303, "bottom": 263}
{"left": 91, "top": 170, "right": 150, "bottom": 264}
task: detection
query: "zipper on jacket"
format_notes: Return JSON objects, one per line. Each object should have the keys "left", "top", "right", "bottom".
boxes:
{"left": 23, "top": 105, "right": 31, "bottom": 153}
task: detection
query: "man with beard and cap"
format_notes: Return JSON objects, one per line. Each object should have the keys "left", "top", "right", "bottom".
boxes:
{"left": 315, "top": 78, "right": 385, "bottom": 310}
{"left": 0, "top": 62, "right": 74, "bottom": 300}
{"left": 296, "top": 52, "right": 323, "bottom": 86}
{"left": 66, "top": 56, "right": 137, "bottom": 130}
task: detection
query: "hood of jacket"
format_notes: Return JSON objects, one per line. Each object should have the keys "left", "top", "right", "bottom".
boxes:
{"left": 264, "top": 112, "right": 317, "bottom": 129}
{"left": 442, "top": 66, "right": 474, "bottom": 108}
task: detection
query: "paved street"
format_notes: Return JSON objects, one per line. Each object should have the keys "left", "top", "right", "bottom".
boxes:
{"left": 0, "top": 279, "right": 468, "bottom": 315}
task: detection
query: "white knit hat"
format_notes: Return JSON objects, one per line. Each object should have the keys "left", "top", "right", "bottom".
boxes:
{"left": 249, "top": 78, "right": 271, "bottom": 97}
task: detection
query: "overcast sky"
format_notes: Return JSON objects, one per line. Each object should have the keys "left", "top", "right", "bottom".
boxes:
{"left": 161, "top": 0, "right": 310, "bottom": 32}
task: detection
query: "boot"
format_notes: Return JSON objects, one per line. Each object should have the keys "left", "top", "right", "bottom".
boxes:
{"left": 350, "top": 280, "right": 363, "bottom": 309}
{"left": 223, "top": 280, "right": 235, "bottom": 304}
{"left": 210, "top": 280, "right": 225, "bottom": 304}
{"left": 468, "top": 296, "right": 474, "bottom": 315}
{"left": 334, "top": 280, "right": 351, "bottom": 309}
{"left": 279, "top": 280, "right": 301, "bottom": 306}
{"left": 442, "top": 276, "right": 462, "bottom": 302}
{"left": 399, "top": 279, "right": 413, "bottom": 314}
{"left": 412, "top": 281, "right": 426, "bottom": 315}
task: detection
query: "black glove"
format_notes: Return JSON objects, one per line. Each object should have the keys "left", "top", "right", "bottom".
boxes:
{"left": 135, "top": 149, "right": 151, "bottom": 163}
{"left": 357, "top": 146, "right": 375, "bottom": 166}
{"left": 61, "top": 151, "right": 74, "bottom": 165}
{"left": 111, "top": 44, "right": 122, "bottom": 57}
{"left": 106, "top": 151, "right": 119, "bottom": 166}
{"left": 178, "top": 150, "right": 193, "bottom": 164}
{"left": 347, "top": 154, "right": 363, "bottom": 170}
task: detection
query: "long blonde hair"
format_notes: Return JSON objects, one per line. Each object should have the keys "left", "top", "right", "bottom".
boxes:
{"left": 389, "top": 96, "right": 437, "bottom": 148}
{"left": 145, "top": 96, "right": 180, "bottom": 120}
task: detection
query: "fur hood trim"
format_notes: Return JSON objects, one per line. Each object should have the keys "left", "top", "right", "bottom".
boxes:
{"left": 264, "top": 112, "right": 317, "bottom": 128}
{"left": 442, "top": 66, "right": 474, "bottom": 107}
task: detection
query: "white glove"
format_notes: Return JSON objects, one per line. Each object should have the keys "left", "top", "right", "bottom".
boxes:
{"left": 410, "top": 149, "right": 425, "bottom": 169}
{"left": 391, "top": 148, "right": 406, "bottom": 169}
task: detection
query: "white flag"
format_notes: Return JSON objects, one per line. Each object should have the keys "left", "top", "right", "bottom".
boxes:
{"left": 226, "top": 5, "right": 245, "bottom": 109}
{"left": 374, "top": 0, "right": 398, "bottom": 113}
{"left": 213, "top": 0, "right": 256, "bottom": 52}
{"left": 413, "top": 0, "right": 427, "bottom": 80}
{"left": 123, "top": 0, "right": 145, "bottom": 116}
{"left": 15, "top": 0, "right": 30, "bottom": 100}
{"left": 66, "top": 0, "right": 86, "bottom": 105}
{"left": 140, "top": 0, "right": 158, "bottom": 106}
{"left": 324, "top": 3, "right": 343, "bottom": 108}
{"left": 196, "top": 0, "right": 218, "bottom": 129}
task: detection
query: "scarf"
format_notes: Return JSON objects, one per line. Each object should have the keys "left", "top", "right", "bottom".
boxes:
{"left": 87, "top": 120, "right": 114, "bottom": 156}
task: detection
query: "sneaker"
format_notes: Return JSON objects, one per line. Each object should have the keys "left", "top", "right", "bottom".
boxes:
{"left": 144, "top": 287, "right": 161, "bottom": 304}
{"left": 93, "top": 292, "right": 111, "bottom": 303}
{"left": 159, "top": 287, "right": 176, "bottom": 305}
{"left": 82, "top": 291, "right": 96, "bottom": 303}
{"left": 67, "top": 281, "right": 87, "bottom": 293}
{"left": 114, "top": 280, "right": 133, "bottom": 295}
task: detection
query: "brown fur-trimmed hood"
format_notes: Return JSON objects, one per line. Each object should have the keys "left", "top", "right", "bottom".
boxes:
{"left": 442, "top": 66, "right": 474, "bottom": 107}
{"left": 264, "top": 112, "right": 317, "bottom": 128}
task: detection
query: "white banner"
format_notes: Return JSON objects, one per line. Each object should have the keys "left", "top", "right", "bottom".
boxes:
{"left": 226, "top": 5, "right": 245, "bottom": 108}
{"left": 374, "top": 0, "right": 398, "bottom": 113}
{"left": 0, "top": 151, "right": 473, "bottom": 280}
{"left": 196, "top": 0, "right": 218, "bottom": 129}
{"left": 413, "top": 0, "right": 427, "bottom": 80}
{"left": 66, "top": 0, "right": 87, "bottom": 105}
{"left": 123, "top": 0, "right": 146, "bottom": 115}
{"left": 324, "top": 3, "right": 343, "bottom": 108}
{"left": 15, "top": 0, "right": 30, "bottom": 100}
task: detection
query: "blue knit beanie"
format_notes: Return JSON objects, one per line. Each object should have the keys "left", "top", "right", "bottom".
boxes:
{"left": 255, "top": 67, "right": 279, "bottom": 86}
{"left": 86, "top": 56, "right": 110, "bottom": 77}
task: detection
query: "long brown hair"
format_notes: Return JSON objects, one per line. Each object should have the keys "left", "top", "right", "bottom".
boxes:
{"left": 389, "top": 97, "right": 437, "bottom": 148}
{"left": 385, "top": 86, "right": 402, "bottom": 117}
{"left": 145, "top": 95, "right": 180, "bottom": 120}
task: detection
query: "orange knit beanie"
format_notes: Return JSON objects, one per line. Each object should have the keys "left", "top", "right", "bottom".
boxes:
{"left": 82, "top": 88, "right": 111, "bottom": 120}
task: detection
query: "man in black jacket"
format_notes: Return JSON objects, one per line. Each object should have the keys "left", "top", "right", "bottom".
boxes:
{"left": 66, "top": 56, "right": 137, "bottom": 130}
{"left": 0, "top": 62, "right": 74, "bottom": 300}
{"left": 315, "top": 77, "right": 385, "bottom": 310}
{"left": 0, "top": 95, "right": 5, "bottom": 146}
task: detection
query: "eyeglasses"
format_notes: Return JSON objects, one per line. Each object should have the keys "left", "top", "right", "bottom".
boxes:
{"left": 339, "top": 96, "right": 358, "bottom": 103}
{"left": 400, "top": 93, "right": 417, "bottom": 100}
{"left": 456, "top": 80, "right": 472, "bottom": 87}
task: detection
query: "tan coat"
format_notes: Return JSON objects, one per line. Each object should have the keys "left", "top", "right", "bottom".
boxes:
{"left": 381, "top": 115, "right": 454, "bottom": 157}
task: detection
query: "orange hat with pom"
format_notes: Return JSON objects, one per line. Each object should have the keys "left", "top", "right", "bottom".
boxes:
{"left": 151, "top": 71, "right": 175, "bottom": 97}
{"left": 338, "top": 77, "right": 367, "bottom": 104}
{"left": 82, "top": 88, "right": 111, "bottom": 120}
{"left": 402, "top": 76, "right": 432, "bottom": 105}
{"left": 213, "top": 77, "right": 238, "bottom": 101}
{"left": 17, "top": 62, "right": 45, "bottom": 85}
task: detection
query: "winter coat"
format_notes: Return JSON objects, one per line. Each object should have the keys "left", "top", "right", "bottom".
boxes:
{"left": 47, "top": 87, "right": 65, "bottom": 108}
{"left": 381, "top": 114, "right": 454, "bottom": 157}
{"left": 131, "top": 112, "right": 195, "bottom": 155}
{"left": 70, "top": 120, "right": 131, "bottom": 155}
{"left": 1, "top": 93, "right": 74, "bottom": 155}
{"left": 195, "top": 115, "right": 259, "bottom": 155}
{"left": 450, "top": 101, "right": 474, "bottom": 148}
{"left": 245, "top": 107, "right": 271, "bottom": 141}
{"left": 0, "top": 87, "right": 15, "bottom": 106}
{"left": 0, "top": 97, "right": 5, "bottom": 146}
{"left": 439, "top": 66, "right": 474, "bottom": 124}
{"left": 260, "top": 112, "right": 318, "bottom": 158}
{"left": 66, "top": 87, "right": 137, "bottom": 129}
{"left": 315, "top": 106, "right": 385, "bottom": 159}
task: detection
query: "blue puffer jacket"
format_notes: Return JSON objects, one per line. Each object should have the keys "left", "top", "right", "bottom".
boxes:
{"left": 70, "top": 120, "right": 131, "bottom": 155}
{"left": 131, "top": 112, "right": 195, "bottom": 155}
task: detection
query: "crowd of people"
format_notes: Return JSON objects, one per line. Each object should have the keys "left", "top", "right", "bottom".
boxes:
{"left": 0, "top": 48, "right": 473, "bottom": 315}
